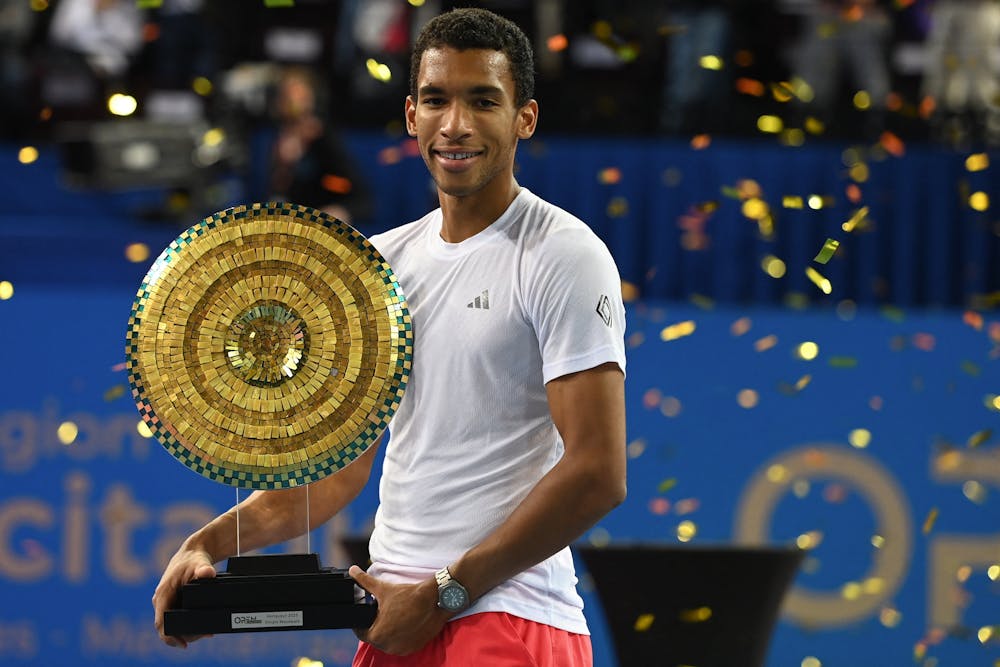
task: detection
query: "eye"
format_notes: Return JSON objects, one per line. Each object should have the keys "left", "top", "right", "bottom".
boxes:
{"left": 421, "top": 97, "right": 446, "bottom": 106}
{"left": 475, "top": 99, "right": 499, "bottom": 108}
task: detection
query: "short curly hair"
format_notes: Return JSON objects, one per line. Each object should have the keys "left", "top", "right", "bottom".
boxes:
{"left": 409, "top": 7, "right": 535, "bottom": 108}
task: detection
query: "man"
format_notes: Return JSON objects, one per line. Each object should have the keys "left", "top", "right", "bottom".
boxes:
{"left": 153, "top": 8, "right": 627, "bottom": 665}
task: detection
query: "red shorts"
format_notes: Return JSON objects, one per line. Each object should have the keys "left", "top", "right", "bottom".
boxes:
{"left": 352, "top": 612, "right": 593, "bottom": 667}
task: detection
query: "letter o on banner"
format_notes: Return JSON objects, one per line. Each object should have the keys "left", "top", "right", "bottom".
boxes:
{"left": 734, "top": 444, "right": 913, "bottom": 627}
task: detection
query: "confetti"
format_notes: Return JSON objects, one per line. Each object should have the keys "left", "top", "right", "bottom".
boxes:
{"left": 969, "top": 192, "right": 990, "bottom": 211}
{"left": 597, "top": 167, "right": 622, "bottom": 185}
{"left": 365, "top": 59, "right": 392, "bottom": 82}
{"left": 676, "top": 520, "right": 696, "bottom": 542}
{"left": 649, "top": 497, "right": 670, "bottom": 515}
{"left": 735, "top": 77, "right": 765, "bottom": 97}
{"left": 922, "top": 507, "right": 939, "bottom": 535}
{"left": 657, "top": 478, "right": 677, "bottom": 493}
{"left": 660, "top": 320, "right": 696, "bottom": 342}
{"left": 849, "top": 429, "right": 871, "bottom": 448}
{"left": 546, "top": 34, "right": 568, "bottom": 52}
{"left": 967, "top": 429, "right": 992, "bottom": 448}
{"left": 754, "top": 334, "right": 778, "bottom": 352}
{"left": 782, "top": 195, "right": 804, "bottom": 209}
{"left": 124, "top": 242, "right": 150, "bottom": 263}
{"left": 805, "top": 267, "right": 832, "bottom": 295}
{"left": 674, "top": 498, "right": 700, "bottom": 515}
{"left": 737, "top": 388, "right": 759, "bottom": 408}
{"left": 57, "top": 422, "right": 78, "bottom": 445}
{"left": 679, "top": 606, "right": 712, "bottom": 623}
{"left": 879, "top": 131, "right": 905, "bottom": 157}
{"left": 321, "top": 174, "right": 352, "bottom": 194}
{"left": 264, "top": 0, "right": 294, "bottom": 6}
{"left": 761, "top": 255, "right": 786, "bottom": 278}
{"left": 730, "top": 317, "right": 751, "bottom": 336}
{"left": 962, "top": 311, "right": 984, "bottom": 330}
{"left": 659, "top": 396, "right": 682, "bottom": 417}
{"left": 757, "top": 115, "right": 783, "bottom": 133}
{"left": 634, "top": 613, "right": 655, "bottom": 632}
{"left": 103, "top": 385, "right": 125, "bottom": 402}
{"left": 828, "top": 356, "right": 858, "bottom": 368}
{"left": 17, "top": 146, "right": 38, "bottom": 164}
{"left": 690, "top": 134, "right": 711, "bottom": 150}
{"left": 842, "top": 206, "right": 869, "bottom": 232}
{"left": 965, "top": 153, "right": 989, "bottom": 172}
{"left": 0, "top": 281, "right": 13, "bottom": 300}
{"left": 813, "top": 238, "right": 840, "bottom": 264}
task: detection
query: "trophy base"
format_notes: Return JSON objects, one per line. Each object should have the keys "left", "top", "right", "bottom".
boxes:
{"left": 163, "top": 553, "right": 377, "bottom": 636}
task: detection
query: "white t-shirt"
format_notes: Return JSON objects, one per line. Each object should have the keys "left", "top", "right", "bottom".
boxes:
{"left": 366, "top": 188, "right": 626, "bottom": 634}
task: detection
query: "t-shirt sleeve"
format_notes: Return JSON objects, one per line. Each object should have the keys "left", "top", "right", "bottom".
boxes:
{"left": 525, "top": 227, "right": 627, "bottom": 384}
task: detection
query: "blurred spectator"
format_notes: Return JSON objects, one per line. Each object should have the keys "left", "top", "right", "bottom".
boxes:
{"left": 43, "top": 0, "right": 144, "bottom": 114}
{"left": 0, "top": 0, "right": 35, "bottom": 138}
{"left": 921, "top": 0, "right": 1000, "bottom": 146}
{"left": 789, "top": 0, "right": 892, "bottom": 138}
{"left": 253, "top": 65, "right": 372, "bottom": 225}
{"left": 659, "top": 0, "right": 734, "bottom": 135}
{"left": 144, "top": 0, "right": 218, "bottom": 90}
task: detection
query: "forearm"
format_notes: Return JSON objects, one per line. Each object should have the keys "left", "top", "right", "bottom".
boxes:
{"left": 451, "top": 454, "right": 625, "bottom": 602}
{"left": 183, "top": 440, "right": 380, "bottom": 563}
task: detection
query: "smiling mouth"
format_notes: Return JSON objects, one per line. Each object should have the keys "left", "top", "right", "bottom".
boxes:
{"left": 436, "top": 151, "right": 481, "bottom": 160}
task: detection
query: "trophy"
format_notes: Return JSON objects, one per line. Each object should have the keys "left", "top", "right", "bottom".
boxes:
{"left": 125, "top": 203, "right": 412, "bottom": 636}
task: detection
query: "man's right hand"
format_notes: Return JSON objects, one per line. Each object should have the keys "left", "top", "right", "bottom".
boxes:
{"left": 152, "top": 547, "right": 217, "bottom": 648}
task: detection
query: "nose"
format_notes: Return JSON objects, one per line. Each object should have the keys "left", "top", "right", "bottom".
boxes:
{"left": 441, "top": 102, "right": 472, "bottom": 141}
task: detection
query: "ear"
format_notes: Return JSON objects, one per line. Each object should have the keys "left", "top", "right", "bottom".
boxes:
{"left": 517, "top": 99, "right": 538, "bottom": 140}
{"left": 405, "top": 95, "right": 417, "bottom": 137}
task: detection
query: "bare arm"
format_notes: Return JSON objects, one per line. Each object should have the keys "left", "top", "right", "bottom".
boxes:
{"left": 153, "top": 437, "right": 380, "bottom": 647}
{"left": 450, "top": 361, "right": 627, "bottom": 599}
{"left": 351, "top": 362, "right": 626, "bottom": 654}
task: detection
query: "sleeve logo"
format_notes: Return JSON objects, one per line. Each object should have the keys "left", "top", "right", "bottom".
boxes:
{"left": 596, "top": 295, "right": 613, "bottom": 327}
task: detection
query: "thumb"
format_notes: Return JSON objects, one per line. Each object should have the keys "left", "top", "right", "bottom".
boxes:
{"left": 349, "top": 565, "right": 378, "bottom": 593}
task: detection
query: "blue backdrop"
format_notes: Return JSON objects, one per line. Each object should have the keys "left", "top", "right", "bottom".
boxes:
{"left": 1, "top": 135, "right": 999, "bottom": 666}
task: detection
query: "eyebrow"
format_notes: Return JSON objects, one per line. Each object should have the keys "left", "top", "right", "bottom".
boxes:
{"left": 418, "top": 84, "right": 507, "bottom": 98}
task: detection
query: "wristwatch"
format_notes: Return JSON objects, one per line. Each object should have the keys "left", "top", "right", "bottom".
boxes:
{"left": 435, "top": 567, "right": 470, "bottom": 612}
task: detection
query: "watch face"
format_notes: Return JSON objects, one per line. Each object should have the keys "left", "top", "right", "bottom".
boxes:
{"left": 440, "top": 584, "right": 468, "bottom": 611}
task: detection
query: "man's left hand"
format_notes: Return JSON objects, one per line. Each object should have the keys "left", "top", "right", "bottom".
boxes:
{"left": 349, "top": 565, "right": 451, "bottom": 655}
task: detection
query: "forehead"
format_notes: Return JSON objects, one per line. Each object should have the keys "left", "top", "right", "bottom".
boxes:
{"left": 416, "top": 47, "right": 515, "bottom": 96}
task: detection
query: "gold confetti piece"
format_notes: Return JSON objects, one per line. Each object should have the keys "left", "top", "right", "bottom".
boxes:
{"left": 922, "top": 507, "right": 939, "bottom": 535}
{"left": 842, "top": 206, "right": 869, "bottom": 232}
{"left": 620, "top": 280, "right": 639, "bottom": 303}
{"left": 814, "top": 238, "right": 840, "bottom": 264}
{"left": 103, "top": 385, "right": 125, "bottom": 402}
{"left": 967, "top": 429, "right": 992, "bottom": 448}
{"left": 853, "top": 90, "right": 872, "bottom": 110}
{"left": 761, "top": 255, "right": 786, "bottom": 279}
{"left": 913, "top": 641, "right": 927, "bottom": 661}
{"left": 805, "top": 267, "right": 832, "bottom": 294}
{"left": 849, "top": 162, "right": 870, "bottom": 183}
{"left": 0, "top": 280, "right": 13, "bottom": 300}
{"left": 18, "top": 146, "right": 39, "bottom": 164}
{"left": 770, "top": 82, "right": 794, "bottom": 103}
{"left": 871, "top": 534, "right": 885, "bottom": 549}
{"left": 766, "top": 464, "right": 788, "bottom": 483}
{"left": 676, "top": 520, "right": 697, "bottom": 542}
{"left": 754, "top": 334, "right": 778, "bottom": 352}
{"left": 57, "top": 422, "right": 78, "bottom": 445}
{"left": 780, "top": 128, "right": 805, "bottom": 147}
{"left": 742, "top": 197, "right": 769, "bottom": 220}
{"left": 137, "top": 421, "right": 154, "bottom": 438}
{"left": 679, "top": 606, "right": 712, "bottom": 623}
{"left": 801, "top": 657, "right": 822, "bottom": 667}
{"left": 627, "top": 439, "right": 646, "bottom": 459}
{"left": 841, "top": 581, "right": 861, "bottom": 600}
{"left": 796, "top": 341, "right": 819, "bottom": 360}
{"left": 657, "top": 478, "right": 677, "bottom": 493}
{"left": 849, "top": 428, "right": 871, "bottom": 448}
{"left": 634, "top": 613, "right": 655, "bottom": 632}
{"left": 989, "top": 564, "right": 1000, "bottom": 581}
{"left": 660, "top": 320, "right": 696, "bottom": 342}
{"left": 366, "top": 58, "right": 392, "bottom": 82}
{"left": 965, "top": 153, "right": 989, "bottom": 172}
{"left": 124, "top": 242, "right": 150, "bottom": 263}
{"left": 794, "top": 374, "right": 812, "bottom": 391}
{"left": 828, "top": 356, "right": 858, "bottom": 368}
{"left": 699, "top": 55, "right": 723, "bottom": 70}
{"left": 804, "top": 116, "right": 825, "bottom": 135}
{"left": 969, "top": 191, "right": 990, "bottom": 211}
{"left": 757, "top": 115, "right": 783, "bottom": 133}
{"left": 979, "top": 626, "right": 996, "bottom": 644}
{"left": 796, "top": 531, "right": 822, "bottom": 549}
{"left": 588, "top": 527, "right": 611, "bottom": 547}
{"left": 783, "top": 195, "right": 804, "bottom": 208}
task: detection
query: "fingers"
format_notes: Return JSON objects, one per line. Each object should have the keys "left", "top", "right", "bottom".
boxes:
{"left": 348, "top": 564, "right": 377, "bottom": 593}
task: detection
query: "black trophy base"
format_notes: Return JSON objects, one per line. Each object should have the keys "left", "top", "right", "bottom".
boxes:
{"left": 163, "top": 553, "right": 376, "bottom": 636}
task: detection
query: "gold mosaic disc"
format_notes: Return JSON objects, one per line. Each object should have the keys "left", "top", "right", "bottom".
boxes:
{"left": 125, "top": 203, "right": 412, "bottom": 489}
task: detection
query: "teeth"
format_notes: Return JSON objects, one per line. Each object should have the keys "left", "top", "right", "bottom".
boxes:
{"left": 440, "top": 152, "right": 476, "bottom": 160}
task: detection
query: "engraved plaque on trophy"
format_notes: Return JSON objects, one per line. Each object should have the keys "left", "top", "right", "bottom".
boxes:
{"left": 125, "top": 203, "right": 412, "bottom": 636}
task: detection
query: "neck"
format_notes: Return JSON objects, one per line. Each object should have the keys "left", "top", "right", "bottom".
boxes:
{"left": 437, "top": 176, "right": 520, "bottom": 243}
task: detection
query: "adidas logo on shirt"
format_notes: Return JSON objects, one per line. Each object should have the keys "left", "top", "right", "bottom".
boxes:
{"left": 467, "top": 290, "right": 490, "bottom": 309}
